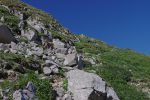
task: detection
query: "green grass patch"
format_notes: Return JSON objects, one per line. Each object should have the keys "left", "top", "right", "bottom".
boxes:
{"left": 63, "top": 79, "right": 68, "bottom": 91}
{"left": 0, "top": 72, "right": 53, "bottom": 100}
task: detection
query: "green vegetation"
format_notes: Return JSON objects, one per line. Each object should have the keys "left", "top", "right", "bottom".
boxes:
{"left": 75, "top": 35, "right": 112, "bottom": 54}
{"left": 0, "top": 51, "right": 43, "bottom": 72}
{"left": 0, "top": 72, "right": 53, "bottom": 100}
{"left": 63, "top": 79, "right": 68, "bottom": 91}
{"left": 0, "top": 51, "right": 26, "bottom": 63}
{"left": 76, "top": 36, "right": 150, "bottom": 100}
{"left": 51, "top": 30, "right": 77, "bottom": 43}
{"left": 58, "top": 68, "right": 65, "bottom": 77}
{"left": 0, "top": 6, "right": 20, "bottom": 32}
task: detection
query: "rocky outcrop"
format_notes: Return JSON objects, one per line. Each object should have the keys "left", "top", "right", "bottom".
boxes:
{"left": 0, "top": 2, "right": 121, "bottom": 100}
{"left": 64, "top": 54, "right": 78, "bottom": 67}
{"left": 0, "top": 24, "right": 120, "bottom": 100}
{"left": 67, "top": 69, "right": 120, "bottom": 100}
{"left": 0, "top": 25, "right": 16, "bottom": 43}
{"left": 21, "top": 28, "right": 39, "bottom": 42}
{"left": 53, "top": 39, "right": 65, "bottom": 49}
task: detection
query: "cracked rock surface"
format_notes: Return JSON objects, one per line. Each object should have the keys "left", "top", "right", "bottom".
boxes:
{"left": 67, "top": 69, "right": 120, "bottom": 100}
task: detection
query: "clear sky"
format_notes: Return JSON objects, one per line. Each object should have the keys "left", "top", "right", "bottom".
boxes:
{"left": 22, "top": 0, "right": 150, "bottom": 55}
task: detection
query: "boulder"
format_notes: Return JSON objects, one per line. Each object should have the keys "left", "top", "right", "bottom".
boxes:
{"left": 0, "top": 25, "right": 16, "bottom": 43}
{"left": 56, "top": 53, "right": 66, "bottom": 59}
{"left": 53, "top": 39, "right": 65, "bottom": 49}
{"left": 32, "top": 24, "right": 44, "bottom": 33}
{"left": 55, "top": 48, "right": 68, "bottom": 54}
{"left": 64, "top": 54, "right": 78, "bottom": 67}
{"left": 67, "top": 70, "right": 120, "bottom": 100}
{"left": 13, "top": 89, "right": 27, "bottom": 100}
{"left": 21, "top": 28, "right": 38, "bottom": 41}
{"left": 43, "top": 67, "right": 52, "bottom": 76}
{"left": 26, "top": 81, "right": 36, "bottom": 93}
{"left": 32, "top": 47, "right": 44, "bottom": 56}
{"left": 45, "top": 60, "right": 58, "bottom": 66}
{"left": 50, "top": 65, "right": 59, "bottom": 74}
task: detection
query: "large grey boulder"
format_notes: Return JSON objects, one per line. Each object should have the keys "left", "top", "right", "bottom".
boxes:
{"left": 53, "top": 39, "right": 65, "bottom": 49}
{"left": 64, "top": 54, "right": 78, "bottom": 67}
{"left": 0, "top": 25, "right": 16, "bottom": 43}
{"left": 67, "top": 70, "right": 120, "bottom": 100}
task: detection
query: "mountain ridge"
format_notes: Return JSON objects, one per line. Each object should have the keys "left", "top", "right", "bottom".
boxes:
{"left": 0, "top": 0, "right": 149, "bottom": 100}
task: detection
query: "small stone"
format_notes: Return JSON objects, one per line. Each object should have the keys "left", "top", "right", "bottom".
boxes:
{"left": 52, "top": 56, "right": 56, "bottom": 60}
{"left": 62, "top": 93, "right": 73, "bottom": 100}
{"left": 51, "top": 65, "right": 59, "bottom": 74}
{"left": 55, "top": 88, "right": 65, "bottom": 97}
{"left": 26, "top": 81, "right": 36, "bottom": 93}
{"left": 13, "top": 89, "right": 24, "bottom": 100}
{"left": 43, "top": 67, "right": 52, "bottom": 76}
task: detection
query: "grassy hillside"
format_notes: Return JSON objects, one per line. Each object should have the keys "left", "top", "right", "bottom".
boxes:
{"left": 0, "top": 0, "right": 149, "bottom": 100}
{"left": 75, "top": 35, "right": 150, "bottom": 100}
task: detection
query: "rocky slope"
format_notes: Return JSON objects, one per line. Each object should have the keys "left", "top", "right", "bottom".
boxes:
{"left": 0, "top": 0, "right": 149, "bottom": 100}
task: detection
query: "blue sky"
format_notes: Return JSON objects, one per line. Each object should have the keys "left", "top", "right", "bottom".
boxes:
{"left": 22, "top": 0, "right": 150, "bottom": 55}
